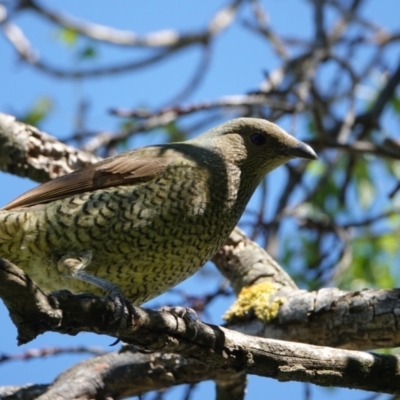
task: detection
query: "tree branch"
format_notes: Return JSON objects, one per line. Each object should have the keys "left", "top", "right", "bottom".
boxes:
{"left": 1, "top": 259, "right": 400, "bottom": 395}
{"left": 0, "top": 113, "right": 100, "bottom": 182}
{"left": 0, "top": 350, "right": 239, "bottom": 400}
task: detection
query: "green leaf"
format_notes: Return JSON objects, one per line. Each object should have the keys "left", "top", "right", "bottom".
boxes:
{"left": 390, "top": 96, "right": 400, "bottom": 115}
{"left": 388, "top": 212, "right": 400, "bottom": 227}
{"left": 20, "top": 97, "right": 53, "bottom": 126}
{"left": 164, "top": 122, "right": 186, "bottom": 142}
{"left": 356, "top": 177, "right": 375, "bottom": 209}
{"left": 386, "top": 160, "right": 400, "bottom": 178}
{"left": 57, "top": 28, "right": 79, "bottom": 47}
{"left": 78, "top": 45, "right": 97, "bottom": 60}
{"left": 305, "top": 118, "right": 317, "bottom": 138}
{"left": 120, "top": 119, "right": 136, "bottom": 132}
{"left": 337, "top": 230, "right": 400, "bottom": 289}
{"left": 353, "top": 159, "right": 375, "bottom": 209}
{"left": 306, "top": 159, "right": 325, "bottom": 176}
{"left": 376, "top": 232, "right": 400, "bottom": 255}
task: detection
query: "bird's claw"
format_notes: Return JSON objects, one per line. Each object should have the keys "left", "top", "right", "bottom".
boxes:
{"left": 107, "top": 287, "right": 137, "bottom": 344}
{"left": 66, "top": 264, "right": 134, "bottom": 343}
{"left": 159, "top": 306, "right": 199, "bottom": 339}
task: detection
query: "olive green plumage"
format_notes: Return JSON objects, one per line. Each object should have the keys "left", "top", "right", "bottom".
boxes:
{"left": 0, "top": 118, "right": 316, "bottom": 305}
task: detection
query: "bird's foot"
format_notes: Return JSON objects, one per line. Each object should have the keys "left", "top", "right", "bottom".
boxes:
{"left": 159, "top": 306, "right": 198, "bottom": 321}
{"left": 106, "top": 284, "right": 136, "bottom": 338}
{"left": 57, "top": 251, "right": 134, "bottom": 339}
{"left": 159, "top": 306, "right": 199, "bottom": 339}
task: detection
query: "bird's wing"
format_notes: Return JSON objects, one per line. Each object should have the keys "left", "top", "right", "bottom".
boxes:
{"left": 3, "top": 150, "right": 174, "bottom": 210}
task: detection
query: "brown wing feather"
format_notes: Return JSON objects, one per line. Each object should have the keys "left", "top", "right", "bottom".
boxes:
{"left": 2, "top": 151, "right": 173, "bottom": 210}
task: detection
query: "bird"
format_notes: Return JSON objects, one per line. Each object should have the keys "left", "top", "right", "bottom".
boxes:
{"left": 0, "top": 118, "right": 317, "bottom": 312}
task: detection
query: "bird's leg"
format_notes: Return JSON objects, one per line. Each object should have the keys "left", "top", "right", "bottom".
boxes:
{"left": 57, "top": 251, "right": 133, "bottom": 336}
{"left": 159, "top": 306, "right": 199, "bottom": 339}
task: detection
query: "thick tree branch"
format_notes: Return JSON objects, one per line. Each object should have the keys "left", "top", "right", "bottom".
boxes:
{"left": 212, "top": 227, "right": 297, "bottom": 294}
{"left": 0, "top": 113, "right": 100, "bottom": 182}
{"left": 1, "top": 259, "right": 400, "bottom": 395}
{"left": 213, "top": 228, "right": 400, "bottom": 350}
{"left": 0, "top": 350, "right": 240, "bottom": 400}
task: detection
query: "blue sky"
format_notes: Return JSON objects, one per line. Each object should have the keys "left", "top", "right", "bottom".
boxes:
{"left": 0, "top": 1, "right": 398, "bottom": 399}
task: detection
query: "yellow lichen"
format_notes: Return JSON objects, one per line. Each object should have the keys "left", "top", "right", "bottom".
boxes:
{"left": 223, "top": 281, "right": 285, "bottom": 322}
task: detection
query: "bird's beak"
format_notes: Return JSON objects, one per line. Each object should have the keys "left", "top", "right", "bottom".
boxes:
{"left": 290, "top": 141, "right": 318, "bottom": 160}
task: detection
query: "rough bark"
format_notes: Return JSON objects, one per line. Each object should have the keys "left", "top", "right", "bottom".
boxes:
{"left": 0, "top": 113, "right": 100, "bottom": 182}
{"left": 1, "top": 259, "right": 400, "bottom": 395}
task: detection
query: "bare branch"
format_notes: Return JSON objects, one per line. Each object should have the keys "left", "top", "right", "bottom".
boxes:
{"left": 1, "top": 20, "right": 193, "bottom": 78}
{"left": 1, "top": 0, "right": 244, "bottom": 79}
{"left": 26, "top": 0, "right": 242, "bottom": 47}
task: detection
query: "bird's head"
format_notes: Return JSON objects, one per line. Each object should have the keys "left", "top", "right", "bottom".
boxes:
{"left": 192, "top": 118, "right": 317, "bottom": 178}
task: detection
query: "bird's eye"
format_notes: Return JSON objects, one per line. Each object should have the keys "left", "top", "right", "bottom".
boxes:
{"left": 250, "top": 133, "right": 266, "bottom": 146}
